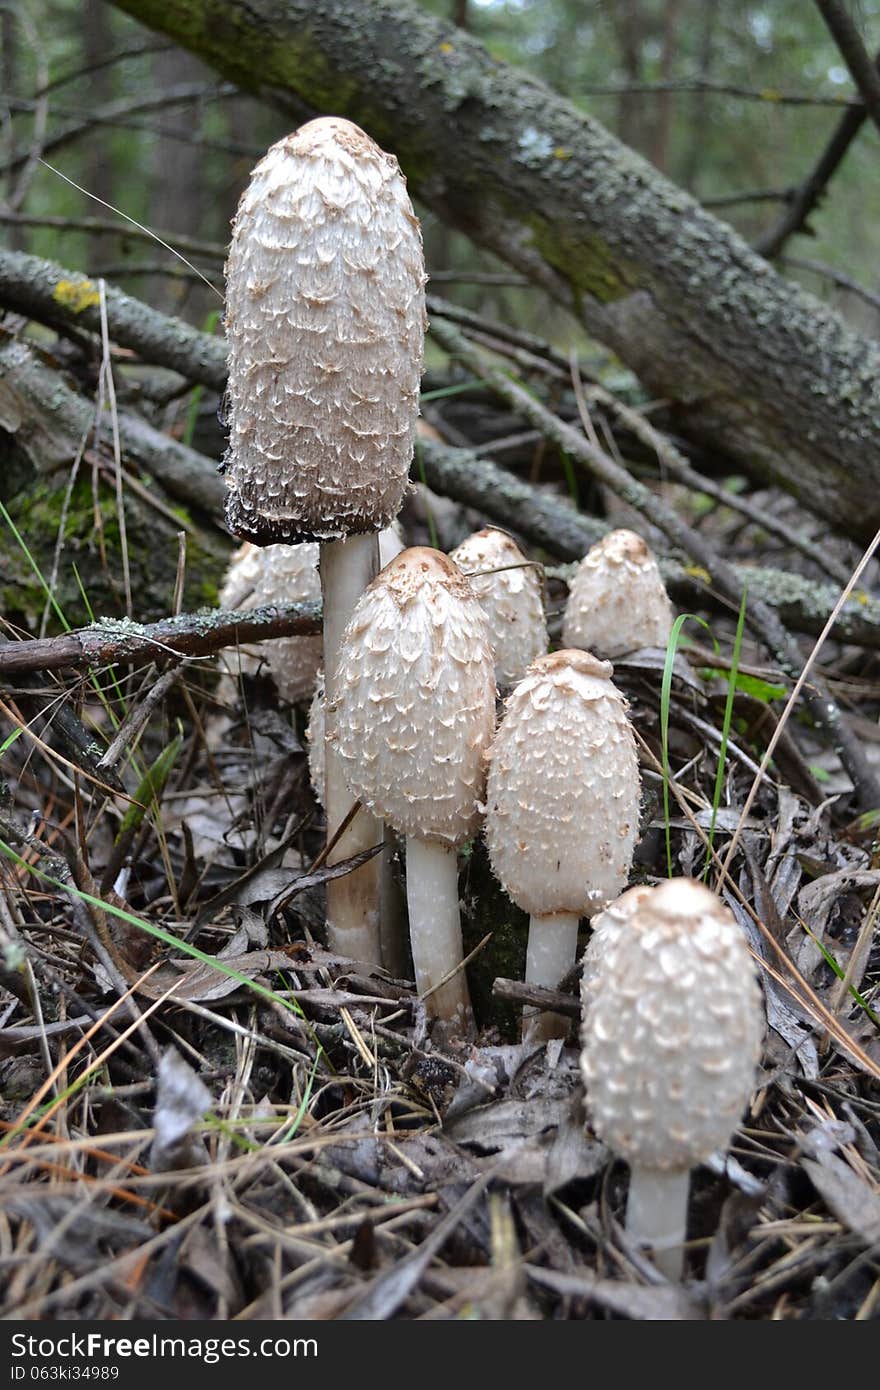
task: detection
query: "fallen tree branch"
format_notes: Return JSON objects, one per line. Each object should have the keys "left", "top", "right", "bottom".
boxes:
{"left": 0, "top": 336, "right": 226, "bottom": 521}
{"left": 0, "top": 247, "right": 227, "bottom": 389}
{"left": 109, "top": 0, "right": 880, "bottom": 543}
{"left": 0, "top": 601, "right": 321, "bottom": 678}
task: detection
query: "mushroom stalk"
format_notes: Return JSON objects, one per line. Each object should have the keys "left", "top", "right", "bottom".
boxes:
{"left": 625, "top": 1167, "right": 690, "bottom": 1282}
{"left": 524, "top": 912, "right": 579, "bottom": 1042}
{"left": 405, "top": 836, "right": 473, "bottom": 1037}
{"left": 321, "top": 533, "right": 383, "bottom": 964}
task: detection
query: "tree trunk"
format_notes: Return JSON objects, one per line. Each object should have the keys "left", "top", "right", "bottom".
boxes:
{"left": 110, "top": 0, "right": 880, "bottom": 544}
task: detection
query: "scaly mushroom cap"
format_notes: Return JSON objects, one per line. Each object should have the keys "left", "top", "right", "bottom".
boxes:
{"left": 580, "top": 878, "right": 763, "bottom": 1171}
{"left": 306, "top": 672, "right": 326, "bottom": 806}
{"left": 449, "top": 528, "right": 548, "bottom": 687}
{"left": 330, "top": 547, "right": 496, "bottom": 845}
{"left": 562, "top": 528, "right": 674, "bottom": 658}
{"left": 485, "top": 650, "right": 640, "bottom": 918}
{"left": 582, "top": 882, "right": 654, "bottom": 993}
{"left": 217, "top": 541, "right": 323, "bottom": 703}
{"left": 224, "top": 117, "right": 426, "bottom": 544}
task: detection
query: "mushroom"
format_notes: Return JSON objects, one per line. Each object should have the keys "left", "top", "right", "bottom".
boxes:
{"left": 484, "top": 650, "right": 640, "bottom": 1041}
{"left": 562, "top": 528, "right": 673, "bottom": 659}
{"left": 223, "top": 116, "right": 426, "bottom": 964}
{"left": 580, "top": 877, "right": 764, "bottom": 1280}
{"left": 218, "top": 541, "right": 323, "bottom": 704}
{"left": 329, "top": 547, "right": 496, "bottom": 1036}
{"left": 449, "top": 528, "right": 548, "bottom": 688}
{"left": 220, "top": 526, "right": 403, "bottom": 708}
{"left": 305, "top": 672, "right": 326, "bottom": 806}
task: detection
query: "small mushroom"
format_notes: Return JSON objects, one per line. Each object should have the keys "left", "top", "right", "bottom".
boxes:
{"left": 580, "top": 877, "right": 764, "bottom": 1280}
{"left": 449, "top": 528, "right": 548, "bottom": 688}
{"left": 484, "top": 650, "right": 640, "bottom": 1041}
{"left": 218, "top": 541, "right": 323, "bottom": 704}
{"left": 224, "top": 117, "right": 426, "bottom": 964}
{"left": 305, "top": 672, "right": 326, "bottom": 806}
{"left": 330, "top": 547, "right": 496, "bottom": 1036}
{"left": 562, "top": 528, "right": 673, "bottom": 659}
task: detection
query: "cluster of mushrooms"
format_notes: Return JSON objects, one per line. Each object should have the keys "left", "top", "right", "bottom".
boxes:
{"left": 220, "top": 116, "right": 765, "bottom": 1278}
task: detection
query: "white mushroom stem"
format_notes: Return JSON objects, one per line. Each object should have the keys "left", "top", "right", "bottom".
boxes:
{"left": 625, "top": 1166, "right": 690, "bottom": 1282}
{"left": 320, "top": 533, "right": 383, "bottom": 965}
{"left": 524, "top": 912, "right": 579, "bottom": 1042}
{"left": 405, "top": 836, "right": 473, "bottom": 1036}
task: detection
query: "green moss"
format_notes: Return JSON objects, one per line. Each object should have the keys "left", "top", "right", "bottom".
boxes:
{"left": 0, "top": 474, "right": 226, "bottom": 632}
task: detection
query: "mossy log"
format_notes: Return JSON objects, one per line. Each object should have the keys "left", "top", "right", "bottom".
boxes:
{"left": 110, "top": 0, "right": 880, "bottom": 543}
{"left": 0, "top": 338, "right": 227, "bottom": 626}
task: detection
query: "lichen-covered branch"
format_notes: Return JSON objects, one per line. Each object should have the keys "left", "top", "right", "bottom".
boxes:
{"left": 109, "top": 0, "right": 880, "bottom": 542}
{"left": 0, "top": 601, "right": 321, "bottom": 678}
{"left": 0, "top": 336, "right": 226, "bottom": 519}
{"left": 0, "top": 247, "right": 228, "bottom": 390}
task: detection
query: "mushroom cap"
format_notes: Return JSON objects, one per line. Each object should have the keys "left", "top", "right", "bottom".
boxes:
{"left": 449, "top": 528, "right": 548, "bottom": 687}
{"left": 329, "top": 547, "right": 496, "bottom": 844}
{"left": 580, "top": 877, "right": 763, "bottom": 1171}
{"left": 217, "top": 541, "right": 323, "bottom": 703}
{"left": 562, "top": 528, "right": 674, "bottom": 659}
{"left": 306, "top": 672, "right": 326, "bottom": 806}
{"left": 484, "top": 650, "right": 640, "bottom": 918}
{"left": 224, "top": 116, "right": 426, "bottom": 545}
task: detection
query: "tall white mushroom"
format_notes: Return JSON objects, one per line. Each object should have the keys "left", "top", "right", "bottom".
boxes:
{"left": 485, "top": 650, "right": 640, "bottom": 1041}
{"left": 449, "top": 528, "right": 548, "bottom": 688}
{"left": 223, "top": 117, "right": 426, "bottom": 964}
{"left": 562, "top": 528, "right": 674, "bottom": 659}
{"left": 580, "top": 878, "right": 764, "bottom": 1280}
{"left": 330, "top": 547, "right": 496, "bottom": 1037}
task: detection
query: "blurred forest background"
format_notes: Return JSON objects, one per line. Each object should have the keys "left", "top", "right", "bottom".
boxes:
{"left": 3, "top": 0, "right": 879, "bottom": 341}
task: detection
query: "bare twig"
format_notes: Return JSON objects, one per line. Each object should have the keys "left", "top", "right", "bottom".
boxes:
{"left": 781, "top": 255, "right": 880, "bottom": 316}
{"left": 756, "top": 46, "right": 880, "bottom": 260}
{"left": 0, "top": 81, "right": 238, "bottom": 177}
{"left": 0, "top": 600, "right": 321, "bottom": 678}
{"left": 0, "top": 212, "right": 227, "bottom": 261}
{"left": 813, "top": 0, "right": 880, "bottom": 134}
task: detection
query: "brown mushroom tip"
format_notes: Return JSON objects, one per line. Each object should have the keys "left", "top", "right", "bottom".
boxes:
{"left": 527, "top": 648, "right": 614, "bottom": 682}
{"left": 288, "top": 115, "right": 382, "bottom": 160}
{"left": 599, "top": 528, "right": 652, "bottom": 566}
{"left": 379, "top": 546, "right": 472, "bottom": 600}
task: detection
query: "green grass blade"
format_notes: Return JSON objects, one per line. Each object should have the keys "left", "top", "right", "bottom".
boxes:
{"left": 0, "top": 499, "right": 70, "bottom": 631}
{"left": 704, "top": 586, "right": 748, "bottom": 878}
{"left": 661, "top": 613, "right": 716, "bottom": 878}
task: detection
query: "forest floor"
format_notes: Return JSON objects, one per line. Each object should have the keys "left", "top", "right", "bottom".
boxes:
{"left": 1, "top": 384, "right": 879, "bottom": 1322}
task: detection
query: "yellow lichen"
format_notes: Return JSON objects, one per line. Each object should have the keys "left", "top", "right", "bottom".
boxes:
{"left": 684, "top": 564, "right": 712, "bottom": 584}
{"left": 53, "top": 279, "right": 100, "bottom": 313}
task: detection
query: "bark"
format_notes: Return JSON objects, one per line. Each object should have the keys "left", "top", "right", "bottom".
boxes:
{"left": 109, "top": 0, "right": 880, "bottom": 542}
{"left": 0, "top": 336, "right": 225, "bottom": 518}
{"left": 0, "top": 600, "right": 320, "bottom": 677}
{"left": 0, "top": 248, "right": 227, "bottom": 391}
